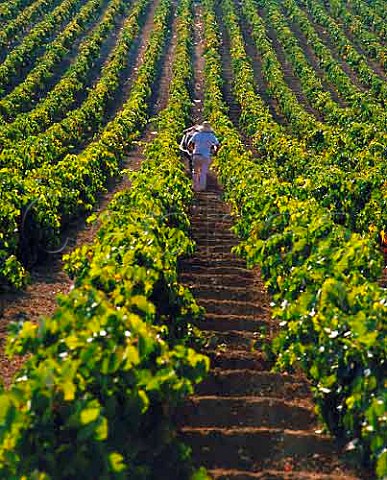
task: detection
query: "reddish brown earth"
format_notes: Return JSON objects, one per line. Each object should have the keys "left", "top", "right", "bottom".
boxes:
{"left": 57, "top": 4, "right": 131, "bottom": 113}
{"left": 177, "top": 183, "right": 366, "bottom": 479}
{"left": 233, "top": 8, "right": 288, "bottom": 126}
{"left": 346, "top": 3, "right": 386, "bottom": 48}
{"left": 39, "top": 0, "right": 112, "bottom": 99}
{"left": 0, "top": 5, "right": 140, "bottom": 388}
{"left": 0, "top": 0, "right": 63, "bottom": 63}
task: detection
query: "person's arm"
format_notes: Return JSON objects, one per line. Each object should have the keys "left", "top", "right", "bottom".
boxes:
{"left": 179, "top": 133, "right": 187, "bottom": 151}
{"left": 187, "top": 132, "right": 198, "bottom": 152}
{"left": 211, "top": 134, "right": 220, "bottom": 155}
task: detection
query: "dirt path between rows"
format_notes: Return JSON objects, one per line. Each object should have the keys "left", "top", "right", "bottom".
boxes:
{"left": 0, "top": 0, "right": 62, "bottom": 63}
{"left": 177, "top": 187, "right": 363, "bottom": 479}
{"left": 177, "top": 6, "right": 365, "bottom": 479}
{"left": 46, "top": 0, "right": 129, "bottom": 113}
{"left": 0, "top": 0, "right": 178, "bottom": 387}
{"left": 2, "top": 0, "right": 91, "bottom": 96}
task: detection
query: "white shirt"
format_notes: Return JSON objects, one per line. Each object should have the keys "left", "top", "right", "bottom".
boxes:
{"left": 188, "top": 131, "right": 219, "bottom": 158}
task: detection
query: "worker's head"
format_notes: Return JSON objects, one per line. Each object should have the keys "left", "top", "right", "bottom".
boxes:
{"left": 201, "top": 121, "right": 213, "bottom": 132}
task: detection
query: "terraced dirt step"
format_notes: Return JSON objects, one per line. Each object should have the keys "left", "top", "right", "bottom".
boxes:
{"left": 194, "top": 313, "right": 269, "bottom": 331}
{"left": 177, "top": 183, "right": 360, "bottom": 478}
{"left": 188, "top": 231, "right": 237, "bottom": 239}
{"left": 201, "top": 331, "right": 269, "bottom": 351}
{"left": 198, "top": 298, "right": 268, "bottom": 316}
{"left": 183, "top": 259, "right": 248, "bottom": 269}
{"left": 209, "top": 469, "right": 359, "bottom": 479}
{"left": 177, "top": 396, "right": 315, "bottom": 429}
{"left": 181, "top": 426, "right": 339, "bottom": 468}
{"left": 195, "top": 244, "right": 240, "bottom": 255}
{"left": 195, "top": 369, "right": 310, "bottom": 399}
{"left": 180, "top": 272, "right": 254, "bottom": 288}
{"left": 178, "top": 9, "right": 361, "bottom": 471}
{"left": 206, "top": 349, "right": 274, "bottom": 371}
{"left": 189, "top": 285, "right": 260, "bottom": 301}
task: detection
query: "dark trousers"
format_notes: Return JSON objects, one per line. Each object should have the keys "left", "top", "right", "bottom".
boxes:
{"left": 181, "top": 151, "right": 193, "bottom": 177}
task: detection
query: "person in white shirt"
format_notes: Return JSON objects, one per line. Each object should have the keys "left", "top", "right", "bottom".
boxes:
{"left": 188, "top": 121, "right": 220, "bottom": 191}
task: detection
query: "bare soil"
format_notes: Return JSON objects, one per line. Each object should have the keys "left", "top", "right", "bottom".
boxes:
{"left": 48, "top": 0, "right": 129, "bottom": 113}
{"left": 0, "top": 0, "right": 62, "bottom": 63}
{"left": 71, "top": 0, "right": 162, "bottom": 155}
{"left": 2, "top": 0, "right": 91, "bottom": 95}
{"left": 235, "top": 9, "right": 288, "bottom": 126}
{"left": 214, "top": 4, "right": 264, "bottom": 154}
{"left": 177, "top": 184, "right": 364, "bottom": 479}
{"left": 346, "top": 3, "right": 386, "bottom": 48}
{"left": 31, "top": 0, "right": 111, "bottom": 104}
{"left": 192, "top": 2, "right": 205, "bottom": 124}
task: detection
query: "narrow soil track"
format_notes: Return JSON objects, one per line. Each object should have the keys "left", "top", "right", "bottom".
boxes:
{"left": 102, "top": 0, "right": 160, "bottom": 122}
{"left": 345, "top": 3, "right": 386, "bottom": 48}
{"left": 177, "top": 185, "right": 363, "bottom": 479}
{"left": 0, "top": 0, "right": 62, "bottom": 63}
{"left": 39, "top": 0, "right": 117, "bottom": 101}
{"left": 52, "top": 5, "right": 128, "bottom": 112}
{"left": 0, "top": 0, "right": 179, "bottom": 387}
{"left": 191, "top": 2, "right": 205, "bottom": 124}
{"left": 341, "top": 26, "right": 387, "bottom": 82}
{"left": 0, "top": 263, "right": 72, "bottom": 386}
{"left": 2, "top": 0, "right": 91, "bottom": 95}
{"left": 115, "top": 0, "right": 179, "bottom": 177}
{"left": 72, "top": 0, "right": 163, "bottom": 154}
{"left": 215, "top": 7, "right": 242, "bottom": 128}
{"left": 2, "top": 3, "right": 129, "bottom": 124}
